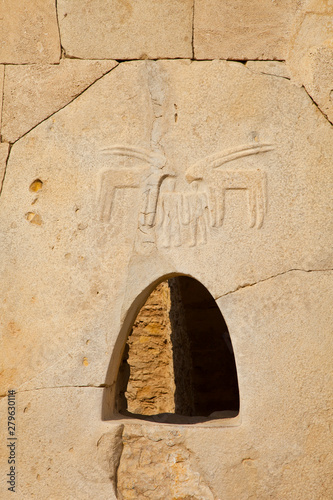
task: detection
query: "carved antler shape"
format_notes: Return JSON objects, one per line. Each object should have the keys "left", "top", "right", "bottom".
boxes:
{"left": 101, "top": 145, "right": 166, "bottom": 169}
{"left": 186, "top": 143, "right": 274, "bottom": 181}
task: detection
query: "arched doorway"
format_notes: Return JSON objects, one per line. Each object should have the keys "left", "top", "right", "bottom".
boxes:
{"left": 113, "top": 276, "right": 239, "bottom": 423}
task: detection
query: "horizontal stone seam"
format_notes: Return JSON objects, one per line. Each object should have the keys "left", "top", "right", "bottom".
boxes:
{"left": 216, "top": 268, "right": 333, "bottom": 300}
{"left": 0, "top": 57, "right": 287, "bottom": 66}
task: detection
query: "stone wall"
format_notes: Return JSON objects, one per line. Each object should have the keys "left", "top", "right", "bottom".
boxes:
{"left": 119, "top": 281, "right": 175, "bottom": 415}
{"left": 0, "top": 1, "right": 332, "bottom": 499}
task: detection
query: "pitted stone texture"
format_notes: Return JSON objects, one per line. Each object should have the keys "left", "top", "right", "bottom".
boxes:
{"left": 2, "top": 59, "right": 118, "bottom": 143}
{"left": 194, "top": 0, "right": 300, "bottom": 60}
{"left": 58, "top": 0, "right": 193, "bottom": 60}
{"left": 124, "top": 282, "right": 175, "bottom": 415}
{"left": 116, "top": 425, "right": 215, "bottom": 499}
{"left": 0, "top": 0, "right": 60, "bottom": 64}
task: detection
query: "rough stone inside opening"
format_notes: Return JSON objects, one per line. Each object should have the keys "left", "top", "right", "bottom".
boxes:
{"left": 116, "top": 276, "right": 239, "bottom": 421}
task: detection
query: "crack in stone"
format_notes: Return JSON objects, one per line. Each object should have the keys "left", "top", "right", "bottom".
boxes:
{"left": 0, "top": 64, "right": 5, "bottom": 139}
{"left": 302, "top": 85, "right": 333, "bottom": 127}
{"left": 191, "top": 0, "right": 195, "bottom": 59}
{"left": 10, "top": 62, "right": 119, "bottom": 144}
{"left": 54, "top": 0, "right": 62, "bottom": 61}
{"left": 0, "top": 142, "right": 12, "bottom": 197}
{"left": 216, "top": 268, "right": 333, "bottom": 300}
{"left": 0, "top": 385, "right": 112, "bottom": 398}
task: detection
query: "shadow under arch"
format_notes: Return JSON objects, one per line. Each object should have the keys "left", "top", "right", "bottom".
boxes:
{"left": 102, "top": 273, "right": 240, "bottom": 423}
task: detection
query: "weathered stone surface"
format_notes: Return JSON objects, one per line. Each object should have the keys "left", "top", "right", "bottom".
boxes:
{"left": 1, "top": 59, "right": 332, "bottom": 390}
{"left": 120, "top": 281, "right": 175, "bottom": 415}
{"left": 0, "top": 388, "right": 116, "bottom": 499}
{"left": 58, "top": 0, "right": 193, "bottom": 60}
{"left": 287, "top": 1, "right": 333, "bottom": 123}
{"left": 0, "top": 0, "right": 60, "bottom": 64}
{"left": 2, "top": 59, "right": 118, "bottom": 143}
{"left": 116, "top": 425, "right": 215, "bottom": 499}
{"left": 0, "top": 60, "right": 332, "bottom": 498}
{"left": 194, "top": 0, "right": 300, "bottom": 60}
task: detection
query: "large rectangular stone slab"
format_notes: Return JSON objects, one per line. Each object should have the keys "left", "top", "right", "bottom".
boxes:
{"left": 0, "top": 0, "right": 60, "bottom": 64}
{"left": 194, "top": 0, "right": 299, "bottom": 60}
{"left": 2, "top": 59, "right": 118, "bottom": 143}
{"left": 58, "top": 0, "right": 193, "bottom": 59}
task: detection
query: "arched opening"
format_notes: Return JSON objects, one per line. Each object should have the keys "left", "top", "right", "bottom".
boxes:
{"left": 114, "top": 276, "right": 239, "bottom": 423}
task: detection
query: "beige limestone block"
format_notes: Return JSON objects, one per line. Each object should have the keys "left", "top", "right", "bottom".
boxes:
{"left": 57, "top": 0, "right": 193, "bottom": 60}
{"left": 2, "top": 59, "right": 118, "bottom": 143}
{"left": 194, "top": 0, "right": 300, "bottom": 60}
{"left": 287, "top": 2, "right": 333, "bottom": 123}
{"left": 0, "top": 0, "right": 60, "bottom": 64}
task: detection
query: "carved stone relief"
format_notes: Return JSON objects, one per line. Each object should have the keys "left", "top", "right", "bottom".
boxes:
{"left": 98, "top": 142, "right": 273, "bottom": 248}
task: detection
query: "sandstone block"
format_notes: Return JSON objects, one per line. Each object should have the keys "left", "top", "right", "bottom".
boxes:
{"left": 0, "top": 0, "right": 60, "bottom": 64}
{"left": 2, "top": 59, "right": 118, "bottom": 143}
{"left": 57, "top": 0, "right": 193, "bottom": 60}
{"left": 194, "top": 0, "right": 299, "bottom": 60}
